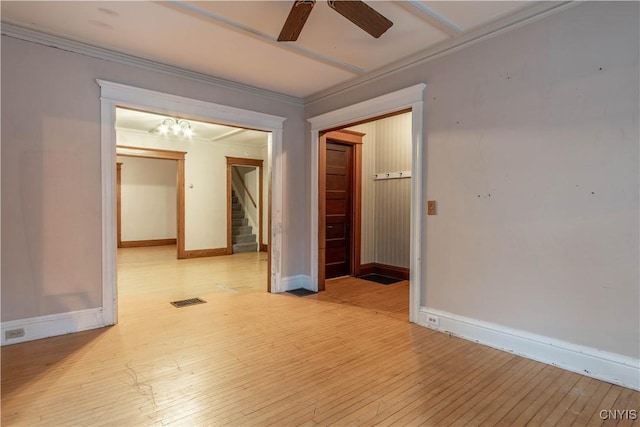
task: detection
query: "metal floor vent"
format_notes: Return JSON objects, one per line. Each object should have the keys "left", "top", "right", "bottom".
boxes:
{"left": 170, "top": 298, "right": 206, "bottom": 308}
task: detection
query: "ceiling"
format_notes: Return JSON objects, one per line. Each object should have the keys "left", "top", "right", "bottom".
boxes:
{"left": 116, "top": 108, "right": 269, "bottom": 146}
{"left": 1, "top": 1, "right": 566, "bottom": 99}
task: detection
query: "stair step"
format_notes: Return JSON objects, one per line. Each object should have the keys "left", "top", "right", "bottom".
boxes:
{"left": 233, "top": 225, "right": 252, "bottom": 235}
{"left": 233, "top": 242, "right": 258, "bottom": 253}
{"left": 232, "top": 218, "right": 248, "bottom": 227}
{"left": 232, "top": 211, "right": 244, "bottom": 219}
{"left": 231, "top": 196, "right": 238, "bottom": 204}
{"left": 233, "top": 233, "right": 256, "bottom": 244}
{"left": 232, "top": 203, "right": 242, "bottom": 211}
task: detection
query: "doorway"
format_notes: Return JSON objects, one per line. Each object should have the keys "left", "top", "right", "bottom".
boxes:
{"left": 308, "top": 84, "right": 426, "bottom": 323}
{"left": 116, "top": 146, "right": 186, "bottom": 258}
{"left": 319, "top": 113, "right": 413, "bottom": 291}
{"left": 226, "top": 157, "right": 265, "bottom": 252}
{"left": 318, "top": 130, "right": 363, "bottom": 289}
{"left": 325, "top": 142, "right": 353, "bottom": 279}
{"left": 99, "top": 80, "right": 286, "bottom": 326}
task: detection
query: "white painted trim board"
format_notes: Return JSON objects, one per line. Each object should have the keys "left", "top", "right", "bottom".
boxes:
{"left": 281, "top": 275, "right": 313, "bottom": 292}
{"left": 1, "top": 309, "right": 106, "bottom": 346}
{"left": 419, "top": 307, "right": 640, "bottom": 391}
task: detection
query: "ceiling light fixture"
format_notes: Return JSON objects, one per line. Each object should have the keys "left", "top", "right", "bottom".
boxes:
{"left": 151, "top": 117, "right": 194, "bottom": 138}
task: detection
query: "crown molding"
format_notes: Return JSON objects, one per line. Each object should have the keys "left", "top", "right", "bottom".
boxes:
{"left": 0, "top": 19, "right": 304, "bottom": 106}
{"left": 304, "top": 1, "right": 576, "bottom": 105}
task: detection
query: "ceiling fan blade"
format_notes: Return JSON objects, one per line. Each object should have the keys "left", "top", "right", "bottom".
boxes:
{"left": 327, "top": 0, "right": 393, "bottom": 38}
{"left": 278, "top": 0, "right": 316, "bottom": 42}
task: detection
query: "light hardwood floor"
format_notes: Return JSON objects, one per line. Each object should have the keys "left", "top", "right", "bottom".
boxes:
{"left": 2, "top": 246, "right": 638, "bottom": 426}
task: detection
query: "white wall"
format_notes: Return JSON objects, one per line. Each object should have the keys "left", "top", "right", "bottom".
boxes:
{"left": 117, "top": 130, "right": 266, "bottom": 251}
{"left": 307, "top": 2, "right": 640, "bottom": 359}
{"left": 117, "top": 156, "right": 177, "bottom": 242}
{"left": 1, "top": 35, "right": 306, "bottom": 322}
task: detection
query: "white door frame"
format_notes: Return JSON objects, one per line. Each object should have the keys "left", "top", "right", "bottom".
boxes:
{"left": 98, "top": 80, "right": 286, "bottom": 325}
{"left": 308, "top": 84, "right": 426, "bottom": 323}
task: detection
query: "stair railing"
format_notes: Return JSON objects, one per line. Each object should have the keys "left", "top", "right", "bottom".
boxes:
{"left": 232, "top": 166, "right": 257, "bottom": 208}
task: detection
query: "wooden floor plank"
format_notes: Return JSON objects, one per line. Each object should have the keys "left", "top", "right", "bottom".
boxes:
{"left": 331, "top": 345, "right": 503, "bottom": 426}
{"left": 1, "top": 246, "right": 637, "bottom": 426}
{"left": 252, "top": 336, "right": 459, "bottom": 426}
{"left": 554, "top": 377, "right": 601, "bottom": 426}
{"left": 226, "top": 323, "right": 466, "bottom": 426}
{"left": 446, "top": 359, "right": 540, "bottom": 426}
{"left": 421, "top": 355, "right": 524, "bottom": 426}
{"left": 491, "top": 365, "right": 562, "bottom": 426}
{"left": 570, "top": 380, "right": 614, "bottom": 427}
{"left": 585, "top": 386, "right": 624, "bottom": 427}
{"left": 328, "top": 351, "right": 509, "bottom": 427}
{"left": 612, "top": 387, "right": 640, "bottom": 427}
{"left": 539, "top": 376, "right": 593, "bottom": 426}
{"left": 471, "top": 362, "right": 551, "bottom": 426}
{"left": 379, "top": 350, "right": 516, "bottom": 426}
{"left": 211, "top": 326, "right": 422, "bottom": 425}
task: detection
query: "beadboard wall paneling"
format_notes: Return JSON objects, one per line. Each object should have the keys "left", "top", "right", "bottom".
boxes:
{"left": 348, "top": 122, "right": 376, "bottom": 265}
{"left": 376, "top": 179, "right": 411, "bottom": 268}
{"left": 348, "top": 112, "right": 412, "bottom": 269}
{"left": 374, "top": 113, "right": 412, "bottom": 268}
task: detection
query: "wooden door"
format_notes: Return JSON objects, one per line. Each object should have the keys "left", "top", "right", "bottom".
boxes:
{"left": 318, "top": 129, "right": 363, "bottom": 291}
{"left": 325, "top": 142, "right": 353, "bottom": 279}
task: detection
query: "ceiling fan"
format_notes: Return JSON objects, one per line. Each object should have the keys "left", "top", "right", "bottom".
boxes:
{"left": 278, "top": 0, "right": 393, "bottom": 42}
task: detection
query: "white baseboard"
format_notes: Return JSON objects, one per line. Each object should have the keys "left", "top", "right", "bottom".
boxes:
{"left": 280, "top": 274, "right": 312, "bottom": 292}
{"left": 1, "top": 308, "right": 107, "bottom": 346}
{"left": 419, "top": 307, "right": 639, "bottom": 391}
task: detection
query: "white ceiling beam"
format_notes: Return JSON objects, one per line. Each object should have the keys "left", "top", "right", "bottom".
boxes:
{"left": 164, "top": 1, "right": 365, "bottom": 76}
{"left": 395, "top": 1, "right": 463, "bottom": 37}
{"left": 211, "top": 128, "right": 246, "bottom": 141}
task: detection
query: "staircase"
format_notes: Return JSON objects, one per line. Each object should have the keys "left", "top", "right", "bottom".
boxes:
{"left": 231, "top": 190, "right": 258, "bottom": 253}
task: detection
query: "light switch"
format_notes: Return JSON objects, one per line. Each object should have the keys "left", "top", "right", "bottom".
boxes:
{"left": 427, "top": 200, "right": 437, "bottom": 215}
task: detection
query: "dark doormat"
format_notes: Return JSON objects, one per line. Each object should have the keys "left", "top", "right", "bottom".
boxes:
{"left": 287, "top": 288, "right": 317, "bottom": 297}
{"left": 170, "top": 297, "right": 206, "bottom": 308}
{"left": 358, "top": 274, "right": 403, "bottom": 285}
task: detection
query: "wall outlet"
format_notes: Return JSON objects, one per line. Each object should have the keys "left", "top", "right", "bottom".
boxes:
{"left": 427, "top": 200, "right": 437, "bottom": 215}
{"left": 426, "top": 315, "right": 440, "bottom": 326}
{"left": 5, "top": 328, "right": 25, "bottom": 340}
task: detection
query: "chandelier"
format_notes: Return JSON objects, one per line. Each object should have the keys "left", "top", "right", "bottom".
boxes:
{"left": 151, "top": 117, "right": 194, "bottom": 138}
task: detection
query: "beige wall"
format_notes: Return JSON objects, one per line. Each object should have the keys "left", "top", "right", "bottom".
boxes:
{"left": 309, "top": 2, "right": 640, "bottom": 358}
{"left": 1, "top": 35, "right": 306, "bottom": 322}
{"left": 117, "top": 156, "right": 177, "bottom": 242}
